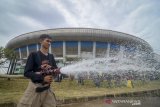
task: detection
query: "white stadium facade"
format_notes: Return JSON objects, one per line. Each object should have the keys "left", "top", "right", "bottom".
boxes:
{"left": 6, "top": 28, "right": 153, "bottom": 60}
{"left": 5, "top": 28, "right": 156, "bottom": 74}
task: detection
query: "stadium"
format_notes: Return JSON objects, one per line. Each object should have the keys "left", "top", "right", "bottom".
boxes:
{"left": 5, "top": 28, "right": 154, "bottom": 74}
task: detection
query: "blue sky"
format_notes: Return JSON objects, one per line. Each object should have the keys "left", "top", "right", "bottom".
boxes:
{"left": 0, "top": 0, "right": 160, "bottom": 54}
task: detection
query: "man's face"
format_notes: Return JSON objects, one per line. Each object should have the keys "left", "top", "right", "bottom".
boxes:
{"left": 41, "top": 38, "right": 52, "bottom": 49}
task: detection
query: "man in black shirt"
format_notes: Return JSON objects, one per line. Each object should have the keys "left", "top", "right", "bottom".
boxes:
{"left": 17, "top": 34, "right": 60, "bottom": 107}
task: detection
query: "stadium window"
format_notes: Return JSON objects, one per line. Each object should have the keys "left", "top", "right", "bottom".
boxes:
{"left": 51, "top": 41, "right": 63, "bottom": 57}
{"left": 109, "top": 43, "right": 120, "bottom": 57}
{"left": 20, "top": 46, "right": 27, "bottom": 58}
{"left": 66, "top": 41, "right": 78, "bottom": 55}
{"left": 28, "top": 44, "right": 37, "bottom": 53}
{"left": 81, "top": 41, "right": 93, "bottom": 52}
{"left": 96, "top": 42, "right": 108, "bottom": 57}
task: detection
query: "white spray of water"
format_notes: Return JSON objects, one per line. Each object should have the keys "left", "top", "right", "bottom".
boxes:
{"left": 60, "top": 56, "right": 156, "bottom": 77}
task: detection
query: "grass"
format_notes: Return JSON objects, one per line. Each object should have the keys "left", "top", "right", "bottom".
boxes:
{"left": 0, "top": 77, "right": 160, "bottom": 104}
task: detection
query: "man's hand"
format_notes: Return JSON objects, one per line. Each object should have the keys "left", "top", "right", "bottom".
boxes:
{"left": 41, "top": 64, "right": 52, "bottom": 70}
{"left": 43, "top": 75, "right": 53, "bottom": 84}
{"left": 54, "top": 68, "right": 61, "bottom": 74}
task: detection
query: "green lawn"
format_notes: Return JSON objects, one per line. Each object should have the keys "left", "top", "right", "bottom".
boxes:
{"left": 0, "top": 77, "right": 160, "bottom": 104}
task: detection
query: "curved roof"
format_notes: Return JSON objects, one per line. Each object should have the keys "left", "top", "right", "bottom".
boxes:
{"left": 6, "top": 28, "right": 153, "bottom": 51}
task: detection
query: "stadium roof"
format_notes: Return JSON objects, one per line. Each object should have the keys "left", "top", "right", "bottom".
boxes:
{"left": 6, "top": 28, "right": 153, "bottom": 51}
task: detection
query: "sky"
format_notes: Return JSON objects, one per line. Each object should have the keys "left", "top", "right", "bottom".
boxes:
{"left": 0, "top": 0, "right": 160, "bottom": 54}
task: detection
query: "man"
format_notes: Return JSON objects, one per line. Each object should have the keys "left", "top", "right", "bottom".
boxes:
{"left": 17, "top": 34, "right": 60, "bottom": 107}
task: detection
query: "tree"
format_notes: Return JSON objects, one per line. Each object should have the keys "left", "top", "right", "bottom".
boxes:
{"left": 0, "top": 47, "right": 5, "bottom": 65}
{"left": 0, "top": 47, "right": 16, "bottom": 65}
{"left": 0, "top": 47, "right": 4, "bottom": 59}
{"left": 4, "top": 48, "right": 16, "bottom": 60}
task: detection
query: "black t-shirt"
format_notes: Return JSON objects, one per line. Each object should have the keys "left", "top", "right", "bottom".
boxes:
{"left": 39, "top": 51, "right": 50, "bottom": 64}
{"left": 24, "top": 51, "right": 57, "bottom": 83}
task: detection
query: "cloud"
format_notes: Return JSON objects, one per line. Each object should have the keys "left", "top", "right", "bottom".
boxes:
{"left": 113, "top": 0, "right": 160, "bottom": 53}
{"left": 0, "top": 0, "right": 66, "bottom": 40}
{"left": 14, "top": 15, "right": 47, "bottom": 29}
{"left": 0, "top": 0, "right": 160, "bottom": 54}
